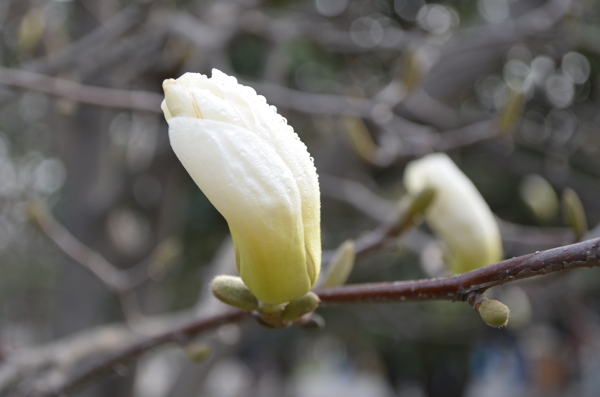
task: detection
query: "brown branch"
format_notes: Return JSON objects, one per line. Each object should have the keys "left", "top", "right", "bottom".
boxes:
{"left": 0, "top": 325, "right": 137, "bottom": 393}
{"left": 17, "top": 238, "right": 600, "bottom": 397}
{"left": 316, "top": 237, "right": 600, "bottom": 305}
{"left": 25, "top": 310, "right": 252, "bottom": 397}
{"left": 0, "top": 67, "right": 162, "bottom": 113}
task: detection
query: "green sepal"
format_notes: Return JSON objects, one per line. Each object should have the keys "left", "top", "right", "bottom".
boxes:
{"left": 562, "top": 188, "right": 588, "bottom": 241}
{"left": 211, "top": 275, "right": 259, "bottom": 311}
{"left": 321, "top": 240, "right": 355, "bottom": 288}
{"left": 407, "top": 186, "right": 437, "bottom": 217}
{"left": 281, "top": 292, "right": 320, "bottom": 322}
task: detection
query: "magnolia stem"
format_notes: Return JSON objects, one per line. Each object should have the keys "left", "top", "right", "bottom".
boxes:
{"left": 317, "top": 237, "right": 600, "bottom": 305}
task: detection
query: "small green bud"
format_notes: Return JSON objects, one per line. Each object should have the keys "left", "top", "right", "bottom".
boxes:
{"left": 211, "top": 275, "right": 259, "bottom": 311}
{"left": 478, "top": 299, "right": 510, "bottom": 328}
{"left": 520, "top": 174, "right": 558, "bottom": 223}
{"left": 321, "top": 240, "right": 355, "bottom": 288}
{"left": 388, "top": 187, "right": 437, "bottom": 236}
{"left": 401, "top": 50, "right": 423, "bottom": 92}
{"left": 344, "top": 116, "right": 378, "bottom": 163}
{"left": 149, "top": 237, "right": 182, "bottom": 278}
{"left": 498, "top": 87, "right": 524, "bottom": 134}
{"left": 183, "top": 343, "right": 211, "bottom": 362}
{"left": 407, "top": 187, "right": 437, "bottom": 217}
{"left": 26, "top": 200, "right": 46, "bottom": 229}
{"left": 562, "top": 188, "right": 587, "bottom": 241}
{"left": 281, "top": 292, "right": 320, "bottom": 322}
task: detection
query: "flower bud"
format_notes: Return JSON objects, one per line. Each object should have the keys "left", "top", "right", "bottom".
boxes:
{"left": 321, "top": 240, "right": 355, "bottom": 288}
{"left": 281, "top": 292, "right": 320, "bottom": 322}
{"left": 404, "top": 153, "right": 502, "bottom": 273}
{"left": 478, "top": 299, "right": 510, "bottom": 328}
{"left": 520, "top": 174, "right": 558, "bottom": 223}
{"left": 162, "top": 70, "right": 321, "bottom": 304}
{"left": 183, "top": 343, "right": 211, "bottom": 363}
{"left": 211, "top": 275, "right": 259, "bottom": 311}
{"left": 562, "top": 187, "right": 587, "bottom": 241}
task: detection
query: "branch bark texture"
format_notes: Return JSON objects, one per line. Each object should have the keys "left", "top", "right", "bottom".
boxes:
{"left": 317, "top": 238, "right": 600, "bottom": 305}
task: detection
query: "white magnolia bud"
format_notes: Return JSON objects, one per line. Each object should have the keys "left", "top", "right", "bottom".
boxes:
{"left": 404, "top": 153, "right": 502, "bottom": 273}
{"left": 162, "top": 70, "right": 321, "bottom": 304}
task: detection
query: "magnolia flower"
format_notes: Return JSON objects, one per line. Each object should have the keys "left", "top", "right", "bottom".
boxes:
{"left": 161, "top": 69, "right": 321, "bottom": 305}
{"left": 404, "top": 153, "right": 502, "bottom": 273}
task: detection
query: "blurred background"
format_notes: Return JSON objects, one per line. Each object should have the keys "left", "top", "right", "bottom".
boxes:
{"left": 1, "top": 0, "right": 600, "bottom": 396}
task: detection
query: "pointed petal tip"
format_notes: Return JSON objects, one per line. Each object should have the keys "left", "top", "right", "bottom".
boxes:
{"left": 162, "top": 78, "right": 177, "bottom": 91}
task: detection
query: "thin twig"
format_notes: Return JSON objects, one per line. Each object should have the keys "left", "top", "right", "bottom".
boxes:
{"left": 24, "top": 5, "right": 149, "bottom": 74}
{"left": 0, "top": 67, "right": 162, "bottom": 113}
{"left": 28, "top": 202, "right": 176, "bottom": 294}
{"left": 28, "top": 202, "right": 130, "bottom": 292}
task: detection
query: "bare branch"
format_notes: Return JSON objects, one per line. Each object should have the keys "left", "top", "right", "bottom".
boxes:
{"left": 0, "top": 64, "right": 500, "bottom": 160}
{"left": 24, "top": 5, "right": 149, "bottom": 74}
{"left": 26, "top": 310, "right": 252, "bottom": 397}
{"left": 0, "top": 325, "right": 136, "bottom": 393}
{"left": 0, "top": 67, "right": 162, "bottom": 113}
{"left": 28, "top": 202, "right": 173, "bottom": 294}
{"left": 319, "top": 175, "right": 395, "bottom": 222}
{"left": 28, "top": 202, "right": 130, "bottom": 292}
{"left": 316, "top": 238, "right": 600, "bottom": 305}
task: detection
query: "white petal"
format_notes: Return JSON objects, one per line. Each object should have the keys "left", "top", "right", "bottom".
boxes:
{"left": 187, "top": 87, "right": 245, "bottom": 127}
{"left": 168, "top": 117, "right": 314, "bottom": 303}
{"left": 209, "top": 71, "right": 260, "bottom": 134}
{"left": 160, "top": 99, "right": 171, "bottom": 120}
{"left": 162, "top": 80, "right": 201, "bottom": 118}
{"left": 207, "top": 70, "right": 322, "bottom": 280}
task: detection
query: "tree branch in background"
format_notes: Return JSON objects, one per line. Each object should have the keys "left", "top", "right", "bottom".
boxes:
{"left": 0, "top": 64, "right": 504, "bottom": 162}
{"left": 27, "top": 201, "right": 178, "bottom": 294}
{"left": 0, "top": 325, "right": 137, "bottom": 394}
{"left": 26, "top": 310, "right": 252, "bottom": 397}
{"left": 0, "top": 67, "right": 162, "bottom": 113}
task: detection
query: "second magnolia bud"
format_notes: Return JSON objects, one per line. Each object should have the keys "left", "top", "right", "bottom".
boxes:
{"left": 404, "top": 153, "right": 503, "bottom": 274}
